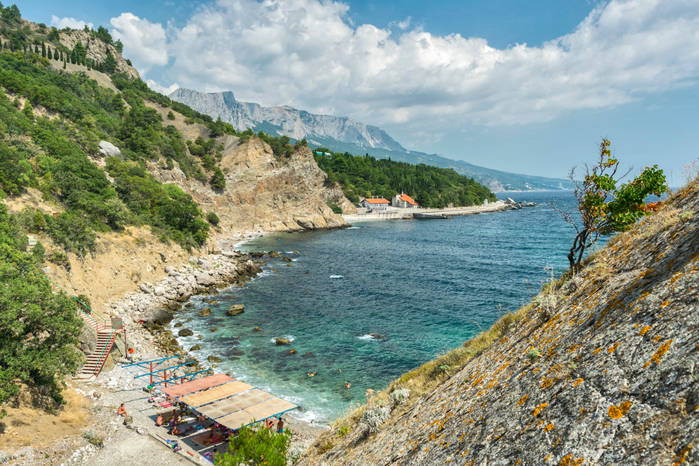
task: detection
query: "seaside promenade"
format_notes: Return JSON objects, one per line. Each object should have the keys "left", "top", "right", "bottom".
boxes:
{"left": 343, "top": 199, "right": 514, "bottom": 223}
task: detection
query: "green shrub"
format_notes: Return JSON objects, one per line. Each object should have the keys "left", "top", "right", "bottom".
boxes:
{"left": 206, "top": 211, "right": 220, "bottom": 226}
{"left": 326, "top": 201, "right": 343, "bottom": 215}
{"left": 166, "top": 110, "right": 175, "bottom": 120}
{"left": 216, "top": 422, "right": 292, "bottom": 466}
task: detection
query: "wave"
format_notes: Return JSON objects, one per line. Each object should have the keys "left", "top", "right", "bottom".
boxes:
{"left": 357, "top": 334, "right": 375, "bottom": 341}
{"left": 330, "top": 275, "right": 343, "bottom": 279}
{"left": 347, "top": 226, "right": 361, "bottom": 230}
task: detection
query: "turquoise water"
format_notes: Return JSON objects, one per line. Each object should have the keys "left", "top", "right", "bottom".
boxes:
{"left": 172, "top": 191, "right": 578, "bottom": 423}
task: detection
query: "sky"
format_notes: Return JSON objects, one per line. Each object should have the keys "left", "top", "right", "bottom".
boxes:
{"left": 20, "top": 0, "right": 699, "bottom": 180}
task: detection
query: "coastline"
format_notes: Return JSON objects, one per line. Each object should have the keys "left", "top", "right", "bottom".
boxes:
{"left": 54, "top": 231, "right": 327, "bottom": 465}
{"left": 343, "top": 199, "right": 521, "bottom": 223}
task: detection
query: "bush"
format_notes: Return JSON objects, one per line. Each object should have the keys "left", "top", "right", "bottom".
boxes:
{"left": 389, "top": 389, "right": 409, "bottom": 407}
{"left": 206, "top": 211, "right": 220, "bottom": 226}
{"left": 167, "top": 111, "right": 175, "bottom": 120}
{"left": 82, "top": 431, "right": 104, "bottom": 448}
{"left": 326, "top": 201, "right": 342, "bottom": 215}
{"left": 359, "top": 406, "right": 390, "bottom": 435}
{"left": 216, "top": 422, "right": 292, "bottom": 466}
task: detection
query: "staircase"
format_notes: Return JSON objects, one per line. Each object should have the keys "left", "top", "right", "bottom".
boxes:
{"left": 76, "top": 311, "right": 123, "bottom": 379}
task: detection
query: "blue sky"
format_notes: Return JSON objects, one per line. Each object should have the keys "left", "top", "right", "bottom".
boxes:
{"left": 20, "top": 0, "right": 699, "bottom": 180}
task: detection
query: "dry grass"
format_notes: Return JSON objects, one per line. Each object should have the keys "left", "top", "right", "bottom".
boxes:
{"left": 0, "top": 383, "right": 90, "bottom": 450}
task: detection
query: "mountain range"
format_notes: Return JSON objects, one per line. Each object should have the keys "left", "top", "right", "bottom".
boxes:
{"left": 169, "top": 88, "right": 571, "bottom": 192}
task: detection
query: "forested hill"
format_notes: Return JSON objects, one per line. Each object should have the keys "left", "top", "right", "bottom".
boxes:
{"left": 314, "top": 150, "right": 497, "bottom": 208}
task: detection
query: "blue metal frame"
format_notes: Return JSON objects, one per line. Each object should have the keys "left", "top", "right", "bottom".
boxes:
{"left": 134, "top": 360, "right": 196, "bottom": 379}
{"left": 123, "top": 355, "right": 179, "bottom": 368}
{"left": 151, "top": 369, "right": 211, "bottom": 386}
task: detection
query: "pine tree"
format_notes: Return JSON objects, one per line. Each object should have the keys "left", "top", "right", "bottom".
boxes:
{"left": 104, "top": 51, "right": 117, "bottom": 74}
{"left": 41, "top": 42, "right": 46, "bottom": 58}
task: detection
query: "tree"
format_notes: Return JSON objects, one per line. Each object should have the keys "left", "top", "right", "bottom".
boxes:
{"left": 41, "top": 42, "right": 46, "bottom": 58}
{"left": 210, "top": 167, "right": 226, "bottom": 191}
{"left": 104, "top": 51, "right": 117, "bottom": 74}
{"left": 0, "top": 205, "right": 83, "bottom": 405}
{"left": 114, "top": 39, "right": 123, "bottom": 53}
{"left": 53, "top": 48, "right": 59, "bottom": 60}
{"left": 216, "top": 422, "right": 292, "bottom": 466}
{"left": 553, "top": 139, "right": 667, "bottom": 273}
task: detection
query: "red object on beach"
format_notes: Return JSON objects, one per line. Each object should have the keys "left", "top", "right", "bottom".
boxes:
{"left": 159, "top": 401, "right": 173, "bottom": 408}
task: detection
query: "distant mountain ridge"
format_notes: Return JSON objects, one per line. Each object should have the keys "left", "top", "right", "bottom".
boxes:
{"left": 170, "top": 88, "right": 570, "bottom": 192}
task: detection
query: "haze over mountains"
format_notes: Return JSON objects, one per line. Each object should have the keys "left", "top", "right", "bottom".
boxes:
{"left": 170, "top": 88, "right": 570, "bottom": 192}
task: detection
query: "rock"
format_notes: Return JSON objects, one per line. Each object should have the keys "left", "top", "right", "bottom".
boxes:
{"left": 159, "top": 252, "right": 168, "bottom": 263}
{"left": 177, "top": 292, "right": 193, "bottom": 303}
{"left": 198, "top": 307, "right": 212, "bottom": 317}
{"left": 253, "top": 326, "right": 261, "bottom": 332}
{"left": 303, "top": 352, "right": 316, "bottom": 358}
{"left": 286, "top": 263, "right": 293, "bottom": 267}
{"left": 249, "top": 251, "right": 265, "bottom": 258}
{"left": 174, "top": 322, "right": 183, "bottom": 328}
{"left": 184, "top": 302, "right": 195, "bottom": 308}
{"left": 123, "top": 415, "right": 134, "bottom": 427}
{"left": 276, "top": 338, "right": 291, "bottom": 345}
{"left": 139, "top": 284, "right": 152, "bottom": 294}
{"left": 79, "top": 323, "right": 97, "bottom": 356}
{"left": 369, "top": 333, "right": 388, "bottom": 341}
{"left": 198, "top": 259, "right": 212, "bottom": 270}
{"left": 98, "top": 141, "right": 122, "bottom": 159}
{"left": 269, "top": 251, "right": 282, "bottom": 258}
{"left": 207, "top": 355, "right": 222, "bottom": 363}
{"left": 282, "top": 256, "right": 293, "bottom": 262}
{"left": 165, "top": 265, "right": 174, "bottom": 274}
{"left": 190, "top": 344, "right": 201, "bottom": 351}
{"left": 196, "top": 273, "right": 215, "bottom": 286}
{"left": 226, "top": 304, "right": 245, "bottom": 316}
{"left": 154, "top": 287, "right": 165, "bottom": 296}
{"left": 288, "top": 349, "right": 297, "bottom": 355}
{"left": 209, "top": 300, "right": 219, "bottom": 305}
{"left": 178, "top": 329, "right": 194, "bottom": 337}
{"left": 210, "top": 328, "right": 218, "bottom": 332}
{"left": 166, "top": 301, "right": 182, "bottom": 311}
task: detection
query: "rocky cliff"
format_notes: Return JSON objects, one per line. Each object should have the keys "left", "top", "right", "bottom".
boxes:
{"left": 142, "top": 101, "right": 352, "bottom": 233}
{"left": 169, "top": 88, "right": 405, "bottom": 152}
{"left": 57, "top": 30, "right": 140, "bottom": 79}
{"left": 302, "top": 184, "right": 699, "bottom": 465}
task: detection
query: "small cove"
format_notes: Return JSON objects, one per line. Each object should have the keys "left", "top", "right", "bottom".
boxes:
{"left": 172, "top": 191, "right": 578, "bottom": 424}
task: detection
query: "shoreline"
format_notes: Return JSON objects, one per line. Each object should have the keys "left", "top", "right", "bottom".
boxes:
{"left": 343, "top": 198, "right": 528, "bottom": 223}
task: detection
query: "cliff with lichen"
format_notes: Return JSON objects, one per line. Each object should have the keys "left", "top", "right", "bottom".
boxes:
{"left": 301, "top": 183, "right": 699, "bottom": 465}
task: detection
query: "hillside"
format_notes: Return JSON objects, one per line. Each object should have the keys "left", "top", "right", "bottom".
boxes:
{"left": 300, "top": 183, "right": 699, "bottom": 465}
{"left": 169, "top": 88, "right": 571, "bottom": 192}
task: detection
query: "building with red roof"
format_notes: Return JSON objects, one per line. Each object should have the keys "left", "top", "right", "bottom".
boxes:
{"left": 361, "top": 197, "right": 390, "bottom": 211}
{"left": 391, "top": 193, "right": 419, "bottom": 209}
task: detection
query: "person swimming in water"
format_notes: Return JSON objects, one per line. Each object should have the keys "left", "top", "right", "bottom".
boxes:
{"left": 345, "top": 382, "right": 351, "bottom": 389}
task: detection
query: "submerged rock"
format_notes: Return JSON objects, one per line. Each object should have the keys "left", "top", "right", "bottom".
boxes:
{"left": 173, "top": 322, "right": 183, "bottom": 328}
{"left": 226, "top": 304, "right": 245, "bottom": 316}
{"left": 288, "top": 349, "right": 297, "bottom": 355}
{"left": 190, "top": 344, "right": 201, "bottom": 351}
{"left": 282, "top": 256, "right": 293, "bottom": 262}
{"left": 197, "top": 307, "right": 212, "bottom": 317}
{"left": 303, "top": 352, "right": 316, "bottom": 358}
{"left": 253, "top": 326, "right": 261, "bottom": 332}
{"left": 207, "top": 355, "right": 222, "bottom": 363}
{"left": 276, "top": 337, "right": 291, "bottom": 345}
{"left": 184, "top": 302, "right": 195, "bottom": 308}
{"left": 178, "top": 328, "right": 193, "bottom": 337}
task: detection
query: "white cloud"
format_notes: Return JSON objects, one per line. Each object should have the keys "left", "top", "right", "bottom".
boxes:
{"left": 142, "top": 0, "right": 699, "bottom": 128}
{"left": 389, "top": 17, "right": 411, "bottom": 30}
{"left": 50, "top": 15, "right": 93, "bottom": 30}
{"left": 110, "top": 13, "right": 168, "bottom": 75}
{"left": 146, "top": 79, "right": 180, "bottom": 95}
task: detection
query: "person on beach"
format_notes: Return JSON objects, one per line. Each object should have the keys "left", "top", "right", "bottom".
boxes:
{"left": 156, "top": 414, "right": 164, "bottom": 426}
{"left": 117, "top": 403, "right": 127, "bottom": 417}
{"left": 277, "top": 418, "right": 284, "bottom": 433}
{"left": 265, "top": 418, "right": 275, "bottom": 430}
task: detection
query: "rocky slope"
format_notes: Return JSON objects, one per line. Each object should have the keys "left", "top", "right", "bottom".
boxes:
{"left": 170, "top": 88, "right": 405, "bottom": 151}
{"left": 302, "top": 184, "right": 699, "bottom": 465}
{"left": 58, "top": 29, "right": 140, "bottom": 79}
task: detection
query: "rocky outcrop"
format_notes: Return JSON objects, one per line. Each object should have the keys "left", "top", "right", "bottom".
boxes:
{"left": 226, "top": 304, "right": 244, "bottom": 316}
{"left": 170, "top": 89, "right": 405, "bottom": 152}
{"left": 303, "top": 186, "right": 699, "bottom": 465}
{"left": 147, "top": 136, "right": 350, "bottom": 234}
{"left": 58, "top": 30, "right": 140, "bottom": 79}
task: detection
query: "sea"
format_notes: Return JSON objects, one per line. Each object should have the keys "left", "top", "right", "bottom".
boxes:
{"left": 171, "top": 191, "right": 582, "bottom": 424}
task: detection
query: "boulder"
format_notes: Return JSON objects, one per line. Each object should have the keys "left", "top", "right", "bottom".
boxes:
{"left": 78, "top": 323, "right": 97, "bottom": 356}
{"left": 282, "top": 256, "right": 293, "bottom": 262}
{"left": 123, "top": 415, "right": 133, "bottom": 427}
{"left": 184, "top": 302, "right": 195, "bottom": 308}
{"left": 209, "top": 328, "right": 218, "bottom": 332}
{"left": 166, "top": 301, "right": 182, "bottom": 311}
{"left": 269, "top": 251, "right": 282, "bottom": 258}
{"left": 249, "top": 251, "right": 265, "bottom": 258}
{"left": 198, "top": 259, "right": 212, "bottom": 270}
{"left": 178, "top": 293, "right": 193, "bottom": 303}
{"left": 253, "top": 326, "right": 261, "bottom": 332}
{"left": 226, "top": 304, "right": 245, "bottom": 316}
{"left": 207, "top": 355, "right": 222, "bottom": 363}
{"left": 154, "top": 287, "right": 166, "bottom": 296}
{"left": 198, "top": 307, "right": 212, "bottom": 317}
{"left": 276, "top": 337, "right": 291, "bottom": 345}
{"left": 190, "top": 344, "right": 201, "bottom": 351}
{"left": 139, "top": 284, "right": 152, "bottom": 294}
{"left": 174, "top": 322, "right": 183, "bottom": 328}
{"left": 196, "top": 273, "right": 215, "bottom": 286}
{"left": 99, "top": 141, "right": 122, "bottom": 159}
{"left": 288, "top": 349, "right": 297, "bottom": 355}
{"left": 178, "top": 328, "right": 194, "bottom": 337}
{"left": 141, "top": 307, "right": 174, "bottom": 325}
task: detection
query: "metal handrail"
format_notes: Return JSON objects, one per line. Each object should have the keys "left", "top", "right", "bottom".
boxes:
{"left": 90, "top": 326, "right": 116, "bottom": 376}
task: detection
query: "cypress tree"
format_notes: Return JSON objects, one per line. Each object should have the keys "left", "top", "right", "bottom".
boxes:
{"left": 41, "top": 42, "right": 46, "bottom": 57}
{"left": 59, "top": 50, "right": 63, "bottom": 61}
{"left": 54, "top": 48, "right": 59, "bottom": 60}
{"left": 0, "top": 41, "right": 3, "bottom": 52}
{"left": 47, "top": 46, "right": 51, "bottom": 59}
{"left": 34, "top": 45, "right": 38, "bottom": 54}
{"left": 63, "top": 59, "right": 66, "bottom": 69}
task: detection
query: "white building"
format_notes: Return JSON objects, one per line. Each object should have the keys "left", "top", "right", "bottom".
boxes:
{"left": 391, "top": 193, "right": 419, "bottom": 209}
{"left": 361, "top": 198, "right": 390, "bottom": 211}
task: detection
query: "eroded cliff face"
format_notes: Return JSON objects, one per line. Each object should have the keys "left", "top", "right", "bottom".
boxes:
{"left": 149, "top": 137, "right": 352, "bottom": 236}
{"left": 58, "top": 30, "right": 140, "bottom": 79}
{"left": 304, "top": 186, "right": 699, "bottom": 466}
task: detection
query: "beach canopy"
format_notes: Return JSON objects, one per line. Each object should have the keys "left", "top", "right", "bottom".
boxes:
{"left": 163, "top": 373, "right": 298, "bottom": 431}
{"left": 161, "top": 373, "right": 236, "bottom": 399}
{"left": 216, "top": 398, "right": 298, "bottom": 431}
